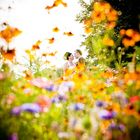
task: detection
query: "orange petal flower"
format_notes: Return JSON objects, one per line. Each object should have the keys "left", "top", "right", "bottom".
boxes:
{"left": 52, "top": 27, "right": 59, "bottom": 32}
{"left": 120, "top": 29, "right": 126, "bottom": 36}
{"left": 125, "top": 29, "right": 135, "bottom": 37}
{"left": 83, "top": 19, "right": 92, "bottom": 26}
{"left": 84, "top": 27, "right": 92, "bottom": 34}
{"left": 103, "top": 36, "right": 115, "bottom": 46}
{"left": 1, "top": 49, "right": 16, "bottom": 61}
{"left": 122, "top": 38, "right": 135, "bottom": 47}
{"left": 24, "top": 70, "right": 32, "bottom": 80}
{"left": 48, "top": 51, "right": 57, "bottom": 56}
{"left": 0, "top": 26, "right": 22, "bottom": 43}
{"left": 133, "top": 32, "right": 140, "bottom": 42}
{"left": 32, "top": 40, "right": 41, "bottom": 50}
{"left": 106, "top": 9, "right": 118, "bottom": 21}
{"left": 48, "top": 37, "right": 55, "bottom": 44}
{"left": 63, "top": 32, "right": 74, "bottom": 36}
{"left": 93, "top": 2, "right": 111, "bottom": 12}
{"left": 91, "top": 11, "right": 106, "bottom": 23}
{"left": 42, "top": 53, "right": 47, "bottom": 57}
{"left": 106, "top": 21, "right": 116, "bottom": 29}
{"left": 45, "top": 0, "right": 67, "bottom": 10}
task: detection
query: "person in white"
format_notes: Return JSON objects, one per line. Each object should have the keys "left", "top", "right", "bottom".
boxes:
{"left": 74, "top": 49, "right": 85, "bottom": 66}
{"left": 63, "top": 52, "right": 76, "bottom": 72}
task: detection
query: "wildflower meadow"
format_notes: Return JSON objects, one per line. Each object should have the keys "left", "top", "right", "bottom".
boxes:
{"left": 0, "top": 0, "right": 140, "bottom": 140}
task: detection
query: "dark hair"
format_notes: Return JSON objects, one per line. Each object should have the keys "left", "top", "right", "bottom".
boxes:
{"left": 64, "top": 52, "right": 72, "bottom": 60}
{"left": 76, "top": 49, "right": 82, "bottom": 55}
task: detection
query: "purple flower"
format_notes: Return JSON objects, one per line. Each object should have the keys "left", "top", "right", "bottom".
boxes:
{"left": 98, "top": 110, "right": 116, "bottom": 120}
{"left": 51, "top": 97, "right": 59, "bottom": 103}
{"left": 109, "top": 123, "right": 117, "bottom": 129}
{"left": 95, "top": 100, "right": 106, "bottom": 107}
{"left": 69, "top": 103, "right": 85, "bottom": 111}
{"left": 58, "top": 95, "right": 67, "bottom": 102}
{"left": 118, "top": 124, "right": 125, "bottom": 131}
{"left": 44, "top": 84, "right": 55, "bottom": 91}
{"left": 21, "top": 103, "right": 41, "bottom": 113}
{"left": 108, "top": 123, "right": 125, "bottom": 132}
{"left": 11, "top": 107, "right": 21, "bottom": 115}
{"left": 8, "top": 133, "right": 18, "bottom": 140}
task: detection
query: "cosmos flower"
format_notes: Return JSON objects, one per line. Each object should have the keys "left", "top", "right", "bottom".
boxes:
{"left": 30, "top": 77, "right": 57, "bottom": 91}
{"left": 37, "top": 95, "right": 51, "bottom": 109}
{"left": 1, "top": 49, "right": 16, "bottom": 61}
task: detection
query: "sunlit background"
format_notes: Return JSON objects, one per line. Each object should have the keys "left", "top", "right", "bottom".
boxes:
{"left": 0, "top": 0, "right": 89, "bottom": 68}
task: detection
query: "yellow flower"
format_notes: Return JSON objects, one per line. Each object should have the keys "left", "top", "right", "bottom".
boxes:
{"left": 93, "top": 2, "right": 111, "bottom": 12}
{"left": 64, "top": 69, "right": 74, "bottom": 77}
{"left": 84, "top": 27, "right": 92, "bottom": 34}
{"left": 52, "top": 27, "right": 59, "bottom": 32}
{"left": 103, "top": 36, "right": 115, "bottom": 47}
{"left": 83, "top": 18, "right": 92, "bottom": 26}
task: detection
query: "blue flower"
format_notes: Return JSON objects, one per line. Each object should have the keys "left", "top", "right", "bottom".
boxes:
{"left": 21, "top": 103, "right": 41, "bottom": 113}
{"left": 95, "top": 100, "right": 106, "bottom": 107}
{"left": 98, "top": 110, "right": 116, "bottom": 120}
{"left": 69, "top": 103, "right": 85, "bottom": 111}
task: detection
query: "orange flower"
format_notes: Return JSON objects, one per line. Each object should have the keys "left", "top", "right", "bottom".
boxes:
{"left": 47, "top": 37, "right": 55, "bottom": 44}
{"left": 48, "top": 51, "right": 57, "bottom": 56}
{"left": 103, "top": 36, "right": 115, "bottom": 46}
{"left": 93, "top": 2, "right": 111, "bottom": 12}
{"left": 106, "top": 9, "right": 118, "bottom": 21}
{"left": 83, "top": 19, "right": 92, "bottom": 26}
{"left": 0, "top": 26, "right": 21, "bottom": 43}
{"left": 63, "top": 32, "right": 74, "bottom": 36}
{"left": 84, "top": 27, "right": 92, "bottom": 34}
{"left": 76, "top": 95, "right": 86, "bottom": 103}
{"left": 1, "top": 49, "right": 16, "bottom": 61}
{"left": 32, "top": 40, "right": 41, "bottom": 50}
{"left": 24, "top": 70, "right": 32, "bottom": 80}
{"left": 106, "top": 21, "right": 116, "bottom": 29}
{"left": 133, "top": 32, "right": 140, "bottom": 42}
{"left": 120, "top": 29, "right": 140, "bottom": 47}
{"left": 91, "top": 11, "right": 106, "bottom": 23}
{"left": 45, "top": 0, "right": 67, "bottom": 10}
{"left": 120, "top": 29, "right": 126, "bottom": 36}
{"left": 125, "top": 29, "right": 135, "bottom": 37}
{"left": 52, "top": 27, "right": 59, "bottom": 32}
{"left": 122, "top": 38, "right": 135, "bottom": 48}
{"left": 124, "top": 72, "right": 138, "bottom": 82}
{"left": 54, "top": 0, "right": 67, "bottom": 7}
